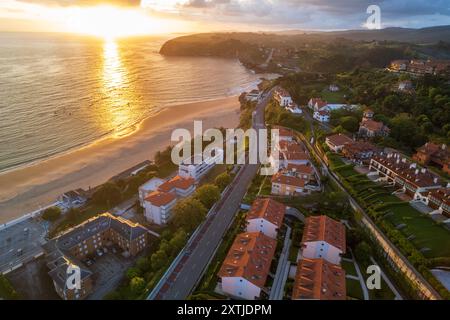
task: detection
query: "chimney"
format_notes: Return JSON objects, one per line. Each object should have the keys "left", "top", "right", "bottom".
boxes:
{"left": 433, "top": 177, "right": 438, "bottom": 184}
{"left": 421, "top": 168, "right": 426, "bottom": 174}
{"left": 415, "top": 169, "right": 419, "bottom": 175}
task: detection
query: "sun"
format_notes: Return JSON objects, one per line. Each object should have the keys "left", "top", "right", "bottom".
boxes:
{"left": 65, "top": 6, "right": 175, "bottom": 39}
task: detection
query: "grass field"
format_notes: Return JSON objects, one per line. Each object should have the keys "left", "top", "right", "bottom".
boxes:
{"left": 346, "top": 278, "right": 364, "bottom": 300}
{"left": 321, "top": 89, "right": 346, "bottom": 103}
{"left": 383, "top": 203, "right": 450, "bottom": 258}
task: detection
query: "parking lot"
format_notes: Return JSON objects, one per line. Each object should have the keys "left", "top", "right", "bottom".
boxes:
{"left": 0, "top": 218, "right": 48, "bottom": 274}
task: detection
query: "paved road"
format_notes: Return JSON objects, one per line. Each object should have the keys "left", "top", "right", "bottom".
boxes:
{"left": 148, "top": 90, "right": 273, "bottom": 300}
{"left": 269, "top": 226, "right": 291, "bottom": 300}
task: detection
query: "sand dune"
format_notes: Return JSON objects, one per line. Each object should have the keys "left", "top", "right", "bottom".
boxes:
{"left": 0, "top": 96, "right": 240, "bottom": 224}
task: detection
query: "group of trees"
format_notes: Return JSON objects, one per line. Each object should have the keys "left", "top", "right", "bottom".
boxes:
{"left": 335, "top": 69, "right": 450, "bottom": 152}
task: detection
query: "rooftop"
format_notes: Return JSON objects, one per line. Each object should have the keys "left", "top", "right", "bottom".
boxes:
{"left": 145, "top": 191, "right": 177, "bottom": 207}
{"left": 271, "top": 172, "right": 306, "bottom": 188}
{"left": 326, "top": 134, "right": 353, "bottom": 147}
{"left": 292, "top": 258, "right": 346, "bottom": 300}
{"left": 158, "top": 175, "right": 195, "bottom": 193}
{"left": 302, "top": 215, "right": 346, "bottom": 252}
{"left": 360, "top": 119, "right": 389, "bottom": 132}
{"left": 218, "top": 232, "right": 277, "bottom": 288}
{"left": 246, "top": 198, "right": 286, "bottom": 228}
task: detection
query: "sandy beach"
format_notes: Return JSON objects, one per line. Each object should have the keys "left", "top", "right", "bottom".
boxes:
{"left": 0, "top": 96, "right": 241, "bottom": 224}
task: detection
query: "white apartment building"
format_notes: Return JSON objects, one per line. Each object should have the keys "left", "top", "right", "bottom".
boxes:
{"left": 138, "top": 177, "right": 166, "bottom": 206}
{"left": 178, "top": 148, "right": 224, "bottom": 181}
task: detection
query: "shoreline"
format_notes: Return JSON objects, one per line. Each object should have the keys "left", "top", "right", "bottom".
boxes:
{"left": 0, "top": 96, "right": 241, "bottom": 224}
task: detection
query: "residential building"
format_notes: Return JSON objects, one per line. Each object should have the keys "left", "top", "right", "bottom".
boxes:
{"left": 308, "top": 98, "right": 327, "bottom": 111}
{"left": 58, "top": 189, "right": 88, "bottom": 209}
{"left": 178, "top": 148, "right": 224, "bottom": 181}
{"left": 424, "top": 188, "right": 450, "bottom": 218}
{"left": 359, "top": 119, "right": 390, "bottom": 137}
{"left": 274, "top": 87, "right": 293, "bottom": 107}
{"left": 301, "top": 215, "right": 346, "bottom": 265}
{"left": 363, "top": 108, "right": 374, "bottom": 121}
{"left": 44, "top": 213, "right": 150, "bottom": 300}
{"left": 329, "top": 84, "right": 340, "bottom": 92}
{"left": 144, "top": 191, "right": 177, "bottom": 225}
{"left": 271, "top": 172, "right": 307, "bottom": 196}
{"left": 284, "top": 163, "right": 315, "bottom": 182}
{"left": 325, "top": 134, "right": 353, "bottom": 153}
{"left": 389, "top": 59, "right": 409, "bottom": 72}
{"left": 369, "top": 153, "right": 443, "bottom": 197}
{"left": 313, "top": 110, "right": 330, "bottom": 123}
{"left": 292, "top": 258, "right": 346, "bottom": 300}
{"left": 342, "top": 141, "right": 378, "bottom": 163}
{"left": 46, "top": 254, "right": 94, "bottom": 300}
{"left": 157, "top": 175, "right": 196, "bottom": 198}
{"left": 138, "top": 177, "right": 166, "bottom": 206}
{"left": 218, "top": 232, "right": 276, "bottom": 300}
{"left": 246, "top": 198, "right": 286, "bottom": 239}
{"left": 398, "top": 80, "right": 414, "bottom": 92}
{"left": 272, "top": 125, "right": 295, "bottom": 141}
{"left": 413, "top": 142, "right": 450, "bottom": 174}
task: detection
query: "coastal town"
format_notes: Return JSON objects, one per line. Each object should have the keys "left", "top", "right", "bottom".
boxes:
{"left": 1, "top": 10, "right": 450, "bottom": 303}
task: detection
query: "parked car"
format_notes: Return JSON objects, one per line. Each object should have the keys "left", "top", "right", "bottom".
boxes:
{"left": 96, "top": 249, "right": 103, "bottom": 257}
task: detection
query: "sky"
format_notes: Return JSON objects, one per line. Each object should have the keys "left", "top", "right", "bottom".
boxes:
{"left": 0, "top": 0, "right": 449, "bottom": 36}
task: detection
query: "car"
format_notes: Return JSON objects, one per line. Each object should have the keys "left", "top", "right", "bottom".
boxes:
{"left": 96, "top": 249, "right": 103, "bottom": 257}
{"left": 86, "top": 260, "right": 93, "bottom": 266}
{"left": 17, "top": 249, "right": 23, "bottom": 256}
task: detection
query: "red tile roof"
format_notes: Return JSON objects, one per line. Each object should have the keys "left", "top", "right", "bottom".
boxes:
{"left": 272, "top": 125, "right": 295, "bottom": 138}
{"left": 144, "top": 191, "right": 177, "bottom": 207}
{"left": 246, "top": 198, "right": 286, "bottom": 228}
{"left": 326, "top": 134, "right": 353, "bottom": 147}
{"left": 286, "top": 163, "right": 314, "bottom": 175}
{"left": 309, "top": 98, "right": 328, "bottom": 108}
{"left": 302, "top": 215, "right": 346, "bottom": 252}
{"left": 218, "top": 232, "right": 277, "bottom": 288}
{"left": 158, "top": 175, "right": 195, "bottom": 192}
{"left": 360, "top": 119, "right": 388, "bottom": 132}
{"left": 292, "top": 258, "right": 346, "bottom": 300}
{"left": 271, "top": 173, "right": 306, "bottom": 188}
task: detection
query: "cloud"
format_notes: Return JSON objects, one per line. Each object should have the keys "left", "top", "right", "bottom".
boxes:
{"left": 17, "top": 0, "right": 141, "bottom": 7}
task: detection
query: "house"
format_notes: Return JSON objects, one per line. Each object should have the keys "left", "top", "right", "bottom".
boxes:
{"left": 59, "top": 189, "right": 88, "bottom": 209}
{"left": 157, "top": 175, "right": 196, "bottom": 198}
{"left": 369, "top": 153, "right": 443, "bottom": 197}
{"left": 325, "top": 134, "right": 353, "bottom": 153}
{"left": 398, "top": 80, "right": 414, "bottom": 92}
{"left": 138, "top": 177, "right": 166, "bottom": 206}
{"left": 246, "top": 198, "right": 286, "bottom": 239}
{"left": 362, "top": 108, "right": 374, "bottom": 120}
{"left": 389, "top": 59, "right": 409, "bottom": 72}
{"left": 271, "top": 173, "right": 307, "bottom": 196}
{"left": 292, "top": 258, "right": 346, "bottom": 300}
{"left": 359, "top": 119, "right": 390, "bottom": 137}
{"left": 272, "top": 125, "right": 295, "bottom": 141}
{"left": 423, "top": 188, "right": 450, "bottom": 218}
{"left": 274, "top": 87, "right": 293, "bottom": 107}
{"left": 329, "top": 84, "right": 340, "bottom": 92}
{"left": 44, "top": 213, "right": 150, "bottom": 300}
{"left": 308, "top": 98, "right": 327, "bottom": 111}
{"left": 342, "top": 141, "right": 378, "bottom": 163}
{"left": 284, "top": 163, "right": 315, "bottom": 182}
{"left": 218, "top": 232, "right": 276, "bottom": 300}
{"left": 413, "top": 142, "right": 450, "bottom": 175}
{"left": 313, "top": 110, "right": 330, "bottom": 123}
{"left": 179, "top": 148, "right": 224, "bottom": 181}
{"left": 301, "top": 215, "right": 346, "bottom": 265}
{"left": 245, "top": 89, "right": 261, "bottom": 102}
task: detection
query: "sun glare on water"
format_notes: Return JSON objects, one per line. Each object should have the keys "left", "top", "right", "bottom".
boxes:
{"left": 65, "top": 6, "right": 174, "bottom": 39}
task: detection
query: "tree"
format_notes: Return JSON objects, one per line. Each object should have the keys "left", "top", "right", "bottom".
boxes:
{"left": 215, "top": 172, "right": 232, "bottom": 191}
{"left": 354, "top": 241, "right": 372, "bottom": 265}
{"left": 194, "top": 184, "right": 221, "bottom": 209}
{"left": 340, "top": 116, "right": 359, "bottom": 132}
{"left": 130, "top": 277, "right": 146, "bottom": 295}
{"left": 126, "top": 267, "right": 141, "bottom": 280}
{"left": 42, "top": 207, "right": 61, "bottom": 222}
{"left": 92, "top": 182, "right": 122, "bottom": 207}
{"left": 150, "top": 249, "right": 169, "bottom": 270}
{"left": 172, "top": 198, "right": 207, "bottom": 232}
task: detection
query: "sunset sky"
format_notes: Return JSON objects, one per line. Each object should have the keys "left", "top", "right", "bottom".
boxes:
{"left": 0, "top": 0, "right": 449, "bottom": 36}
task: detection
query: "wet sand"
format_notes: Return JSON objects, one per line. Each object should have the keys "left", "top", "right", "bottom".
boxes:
{"left": 0, "top": 96, "right": 240, "bottom": 224}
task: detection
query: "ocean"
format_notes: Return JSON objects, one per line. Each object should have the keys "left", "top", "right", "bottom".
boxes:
{"left": 0, "top": 32, "right": 265, "bottom": 172}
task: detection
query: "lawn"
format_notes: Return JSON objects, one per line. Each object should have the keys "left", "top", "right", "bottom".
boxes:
{"left": 383, "top": 203, "right": 450, "bottom": 258}
{"left": 342, "top": 260, "right": 357, "bottom": 276}
{"left": 346, "top": 278, "right": 364, "bottom": 300}
{"left": 321, "top": 89, "right": 346, "bottom": 104}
